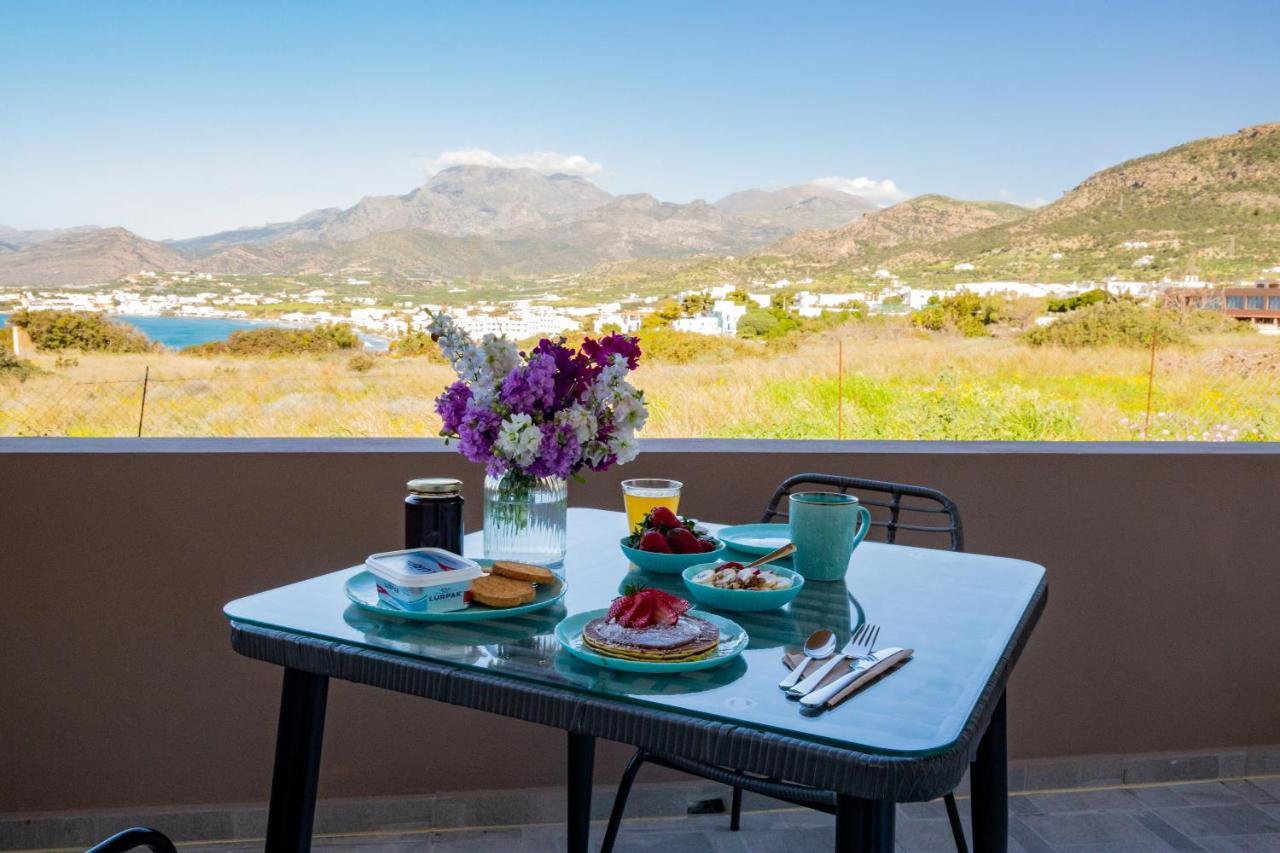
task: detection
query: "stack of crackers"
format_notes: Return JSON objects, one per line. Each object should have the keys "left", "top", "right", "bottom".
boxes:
{"left": 471, "top": 560, "right": 556, "bottom": 608}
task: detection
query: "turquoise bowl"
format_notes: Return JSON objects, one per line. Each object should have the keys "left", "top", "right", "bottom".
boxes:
{"left": 619, "top": 536, "right": 727, "bottom": 574}
{"left": 680, "top": 561, "right": 805, "bottom": 612}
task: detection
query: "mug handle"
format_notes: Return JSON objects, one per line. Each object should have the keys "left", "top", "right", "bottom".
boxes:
{"left": 850, "top": 505, "right": 872, "bottom": 548}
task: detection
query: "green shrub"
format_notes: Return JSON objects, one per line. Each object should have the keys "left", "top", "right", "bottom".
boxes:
{"left": 1047, "top": 288, "right": 1110, "bottom": 313}
{"left": 9, "top": 310, "right": 153, "bottom": 352}
{"left": 737, "top": 310, "right": 781, "bottom": 338}
{"left": 0, "top": 349, "right": 38, "bottom": 381}
{"left": 635, "top": 328, "right": 758, "bottom": 364}
{"left": 911, "top": 292, "right": 1004, "bottom": 337}
{"left": 347, "top": 352, "right": 377, "bottom": 372}
{"left": 390, "top": 330, "right": 446, "bottom": 361}
{"left": 1023, "top": 301, "right": 1242, "bottom": 348}
{"left": 186, "top": 322, "right": 360, "bottom": 356}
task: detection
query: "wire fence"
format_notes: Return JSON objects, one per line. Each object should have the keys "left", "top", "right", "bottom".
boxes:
{"left": 0, "top": 368, "right": 449, "bottom": 437}
{"left": 2, "top": 340, "right": 1278, "bottom": 440}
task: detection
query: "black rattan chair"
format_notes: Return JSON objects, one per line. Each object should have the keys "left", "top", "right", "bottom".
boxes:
{"left": 600, "top": 473, "right": 970, "bottom": 853}
{"left": 85, "top": 828, "right": 176, "bottom": 853}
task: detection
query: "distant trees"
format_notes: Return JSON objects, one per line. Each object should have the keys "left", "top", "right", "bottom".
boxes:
{"left": 1047, "top": 288, "right": 1110, "bottom": 313}
{"left": 910, "top": 293, "right": 1005, "bottom": 337}
{"left": 9, "top": 310, "right": 153, "bottom": 353}
{"left": 186, "top": 322, "right": 360, "bottom": 356}
{"left": 1024, "top": 301, "right": 1244, "bottom": 348}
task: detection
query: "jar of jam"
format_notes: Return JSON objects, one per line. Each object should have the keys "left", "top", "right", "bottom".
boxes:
{"left": 405, "top": 477, "right": 464, "bottom": 554}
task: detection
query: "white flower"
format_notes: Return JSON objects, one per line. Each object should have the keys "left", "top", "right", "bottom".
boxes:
{"left": 495, "top": 413, "right": 541, "bottom": 467}
{"left": 583, "top": 440, "right": 611, "bottom": 468}
{"left": 612, "top": 387, "right": 648, "bottom": 431}
{"left": 555, "top": 404, "right": 598, "bottom": 443}
{"left": 609, "top": 432, "right": 640, "bottom": 465}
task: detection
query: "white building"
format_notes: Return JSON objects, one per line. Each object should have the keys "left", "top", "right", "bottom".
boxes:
{"left": 711, "top": 301, "right": 748, "bottom": 335}
{"left": 672, "top": 316, "right": 723, "bottom": 336}
{"left": 594, "top": 314, "right": 642, "bottom": 334}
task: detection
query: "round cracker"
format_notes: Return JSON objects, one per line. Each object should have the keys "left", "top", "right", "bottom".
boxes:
{"left": 471, "top": 574, "right": 536, "bottom": 608}
{"left": 490, "top": 560, "right": 556, "bottom": 585}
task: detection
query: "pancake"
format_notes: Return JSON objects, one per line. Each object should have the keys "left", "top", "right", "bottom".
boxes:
{"left": 582, "top": 614, "right": 719, "bottom": 662}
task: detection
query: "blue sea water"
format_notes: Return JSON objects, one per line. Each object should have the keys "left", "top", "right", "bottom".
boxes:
{"left": 0, "top": 313, "right": 388, "bottom": 351}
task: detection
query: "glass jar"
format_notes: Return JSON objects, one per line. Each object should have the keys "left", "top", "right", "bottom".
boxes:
{"left": 404, "top": 477, "right": 464, "bottom": 554}
{"left": 482, "top": 472, "right": 567, "bottom": 567}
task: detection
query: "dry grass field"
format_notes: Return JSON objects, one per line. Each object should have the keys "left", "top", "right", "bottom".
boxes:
{"left": 2, "top": 327, "right": 1278, "bottom": 440}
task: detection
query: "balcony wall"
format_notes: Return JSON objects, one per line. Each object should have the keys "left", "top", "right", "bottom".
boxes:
{"left": 1, "top": 438, "right": 1277, "bottom": 814}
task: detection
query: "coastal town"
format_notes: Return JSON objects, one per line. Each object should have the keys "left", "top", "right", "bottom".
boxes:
{"left": 3, "top": 266, "right": 1278, "bottom": 346}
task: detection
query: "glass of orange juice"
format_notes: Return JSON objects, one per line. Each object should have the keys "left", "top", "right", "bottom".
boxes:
{"left": 622, "top": 478, "right": 683, "bottom": 533}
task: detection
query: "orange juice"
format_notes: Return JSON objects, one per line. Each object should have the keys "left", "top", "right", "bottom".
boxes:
{"left": 621, "top": 479, "right": 683, "bottom": 533}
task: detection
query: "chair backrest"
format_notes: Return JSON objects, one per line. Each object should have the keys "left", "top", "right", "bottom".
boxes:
{"left": 761, "top": 473, "right": 964, "bottom": 552}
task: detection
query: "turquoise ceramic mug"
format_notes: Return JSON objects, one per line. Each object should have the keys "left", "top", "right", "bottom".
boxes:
{"left": 789, "top": 492, "right": 872, "bottom": 581}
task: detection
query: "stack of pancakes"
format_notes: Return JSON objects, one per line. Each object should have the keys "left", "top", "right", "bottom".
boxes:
{"left": 583, "top": 614, "right": 719, "bottom": 662}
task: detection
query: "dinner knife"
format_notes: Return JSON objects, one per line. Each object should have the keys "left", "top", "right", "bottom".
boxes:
{"left": 799, "top": 647, "right": 912, "bottom": 708}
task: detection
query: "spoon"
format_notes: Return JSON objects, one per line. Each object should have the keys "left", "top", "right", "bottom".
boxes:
{"left": 746, "top": 542, "right": 797, "bottom": 569}
{"left": 778, "top": 628, "right": 836, "bottom": 689}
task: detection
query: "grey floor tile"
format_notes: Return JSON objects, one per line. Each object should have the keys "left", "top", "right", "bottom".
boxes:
{"left": 1176, "top": 783, "right": 1251, "bottom": 807}
{"left": 1020, "top": 810, "right": 1161, "bottom": 845}
{"left": 1249, "top": 779, "right": 1280, "bottom": 801}
{"left": 895, "top": 817, "right": 966, "bottom": 852}
{"left": 1030, "top": 787, "right": 1145, "bottom": 813}
{"left": 1131, "top": 786, "right": 1196, "bottom": 808}
{"left": 1053, "top": 844, "right": 1183, "bottom": 853}
{"left": 1133, "top": 811, "right": 1209, "bottom": 851}
{"left": 1157, "top": 805, "right": 1280, "bottom": 838}
{"left": 1197, "top": 835, "right": 1280, "bottom": 853}
{"left": 1007, "top": 816, "right": 1055, "bottom": 853}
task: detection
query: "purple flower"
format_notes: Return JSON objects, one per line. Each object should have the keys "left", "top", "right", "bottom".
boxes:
{"left": 500, "top": 352, "right": 557, "bottom": 414}
{"left": 532, "top": 337, "right": 591, "bottom": 403}
{"left": 583, "top": 332, "right": 642, "bottom": 370}
{"left": 456, "top": 405, "right": 500, "bottom": 464}
{"left": 526, "top": 422, "right": 581, "bottom": 479}
{"left": 434, "top": 381, "right": 472, "bottom": 434}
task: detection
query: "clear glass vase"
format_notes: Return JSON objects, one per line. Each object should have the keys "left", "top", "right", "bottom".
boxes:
{"left": 483, "top": 472, "right": 568, "bottom": 567}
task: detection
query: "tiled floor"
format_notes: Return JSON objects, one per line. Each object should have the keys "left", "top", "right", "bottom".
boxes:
{"left": 188, "top": 777, "right": 1280, "bottom": 853}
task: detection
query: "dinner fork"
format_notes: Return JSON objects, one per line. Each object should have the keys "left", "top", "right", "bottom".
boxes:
{"left": 786, "top": 623, "right": 881, "bottom": 698}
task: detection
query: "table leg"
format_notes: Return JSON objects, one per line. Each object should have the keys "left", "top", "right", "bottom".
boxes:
{"left": 265, "top": 668, "right": 329, "bottom": 853}
{"left": 566, "top": 733, "right": 595, "bottom": 853}
{"left": 834, "top": 794, "right": 895, "bottom": 852}
{"left": 970, "top": 691, "right": 1008, "bottom": 853}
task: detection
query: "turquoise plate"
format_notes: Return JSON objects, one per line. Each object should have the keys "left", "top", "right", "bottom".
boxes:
{"left": 681, "top": 562, "right": 805, "bottom": 612}
{"left": 344, "top": 564, "right": 566, "bottom": 622}
{"left": 717, "top": 523, "right": 792, "bottom": 556}
{"left": 554, "top": 608, "right": 748, "bottom": 673}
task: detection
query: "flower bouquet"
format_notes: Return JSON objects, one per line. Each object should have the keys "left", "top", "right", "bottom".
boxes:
{"left": 429, "top": 312, "right": 647, "bottom": 564}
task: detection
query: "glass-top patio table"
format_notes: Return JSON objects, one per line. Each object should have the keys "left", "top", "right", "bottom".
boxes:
{"left": 225, "top": 507, "right": 1046, "bottom": 853}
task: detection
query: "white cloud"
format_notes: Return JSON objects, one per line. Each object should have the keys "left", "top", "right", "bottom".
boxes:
{"left": 811, "top": 175, "right": 910, "bottom": 205}
{"left": 424, "top": 149, "right": 604, "bottom": 177}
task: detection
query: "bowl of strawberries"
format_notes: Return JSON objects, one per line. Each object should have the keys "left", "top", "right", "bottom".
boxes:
{"left": 620, "top": 506, "right": 727, "bottom": 574}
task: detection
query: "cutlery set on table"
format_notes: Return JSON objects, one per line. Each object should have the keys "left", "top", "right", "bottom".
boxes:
{"left": 779, "top": 623, "right": 913, "bottom": 714}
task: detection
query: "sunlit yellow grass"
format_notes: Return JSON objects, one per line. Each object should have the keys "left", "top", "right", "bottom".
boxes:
{"left": 2, "top": 329, "right": 1277, "bottom": 440}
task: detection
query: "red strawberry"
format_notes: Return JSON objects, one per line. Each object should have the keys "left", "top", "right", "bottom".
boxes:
{"left": 607, "top": 595, "right": 631, "bottom": 622}
{"left": 638, "top": 530, "right": 672, "bottom": 552}
{"left": 648, "top": 506, "right": 681, "bottom": 530}
{"left": 697, "top": 537, "right": 717, "bottom": 552}
{"left": 667, "top": 527, "right": 702, "bottom": 554}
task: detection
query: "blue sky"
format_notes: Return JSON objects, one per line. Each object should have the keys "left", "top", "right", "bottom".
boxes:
{"left": 3, "top": 0, "right": 1278, "bottom": 239}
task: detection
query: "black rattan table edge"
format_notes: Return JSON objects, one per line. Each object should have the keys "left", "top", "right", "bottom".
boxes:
{"left": 228, "top": 576, "right": 1044, "bottom": 803}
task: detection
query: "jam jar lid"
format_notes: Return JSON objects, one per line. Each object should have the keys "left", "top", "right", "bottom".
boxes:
{"left": 407, "top": 477, "right": 463, "bottom": 497}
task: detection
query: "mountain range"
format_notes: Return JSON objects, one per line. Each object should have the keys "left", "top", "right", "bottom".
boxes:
{"left": 3, "top": 123, "right": 1278, "bottom": 287}
{"left": 0, "top": 167, "right": 879, "bottom": 286}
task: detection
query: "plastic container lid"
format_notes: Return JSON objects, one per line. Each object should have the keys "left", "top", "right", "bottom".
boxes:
{"left": 364, "top": 548, "right": 483, "bottom": 588}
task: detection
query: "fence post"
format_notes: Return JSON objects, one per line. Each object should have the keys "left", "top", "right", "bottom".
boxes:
{"left": 837, "top": 337, "right": 844, "bottom": 441}
{"left": 137, "top": 365, "right": 150, "bottom": 438}
{"left": 1142, "top": 330, "right": 1158, "bottom": 440}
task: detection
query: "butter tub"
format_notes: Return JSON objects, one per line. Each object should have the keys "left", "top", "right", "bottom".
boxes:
{"left": 364, "top": 548, "right": 483, "bottom": 613}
